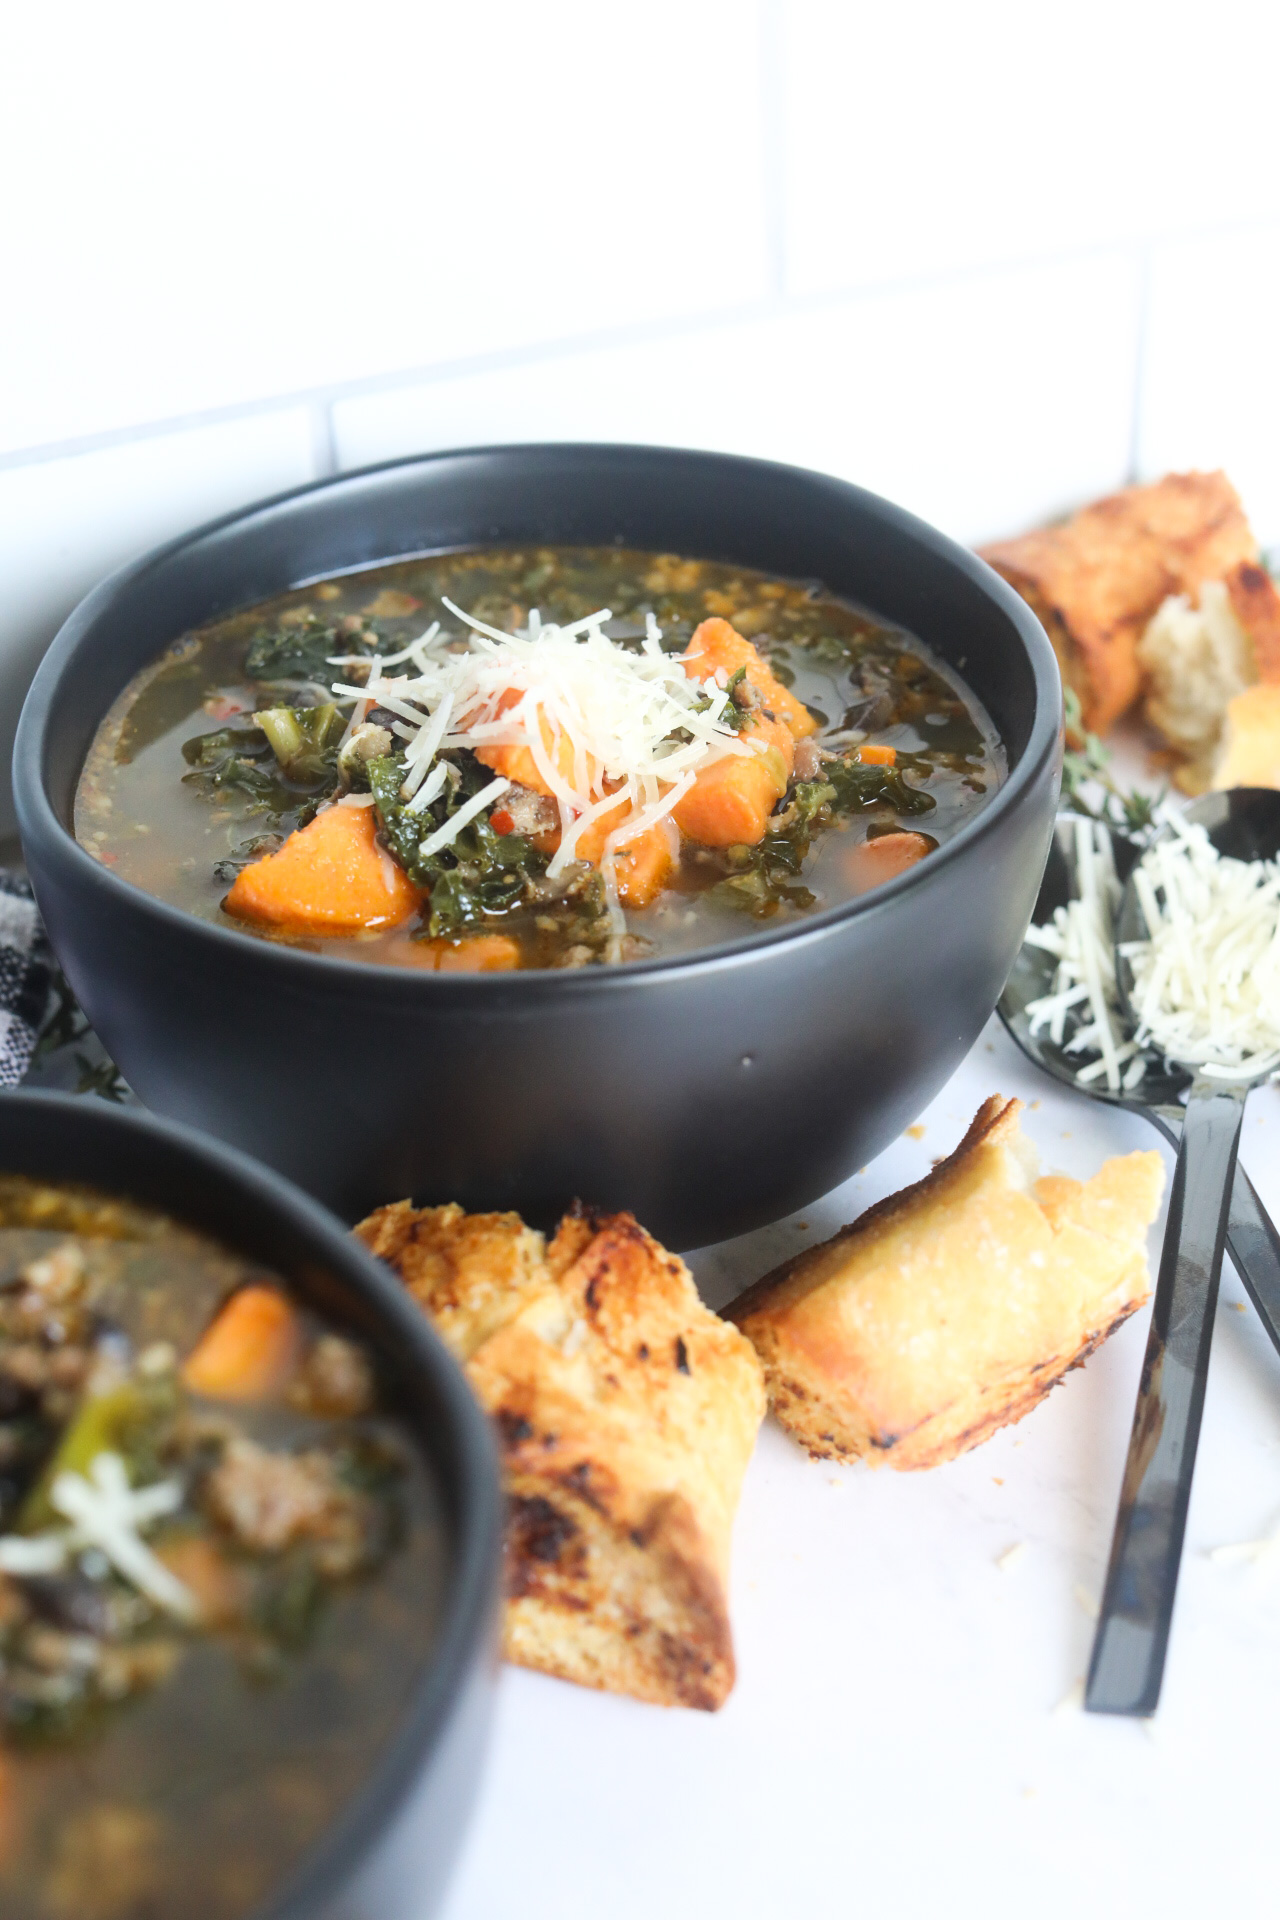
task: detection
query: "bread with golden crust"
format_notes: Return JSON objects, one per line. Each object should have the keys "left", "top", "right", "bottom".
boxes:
{"left": 1213, "top": 682, "right": 1280, "bottom": 791}
{"left": 979, "top": 471, "right": 1257, "bottom": 734}
{"left": 1138, "top": 558, "right": 1280, "bottom": 792}
{"left": 725, "top": 1097, "right": 1164, "bottom": 1471}
{"left": 355, "top": 1201, "right": 764, "bottom": 1709}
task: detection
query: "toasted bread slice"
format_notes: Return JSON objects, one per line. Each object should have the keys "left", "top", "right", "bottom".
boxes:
{"left": 1226, "top": 559, "right": 1280, "bottom": 683}
{"left": 725, "top": 1098, "right": 1164, "bottom": 1471}
{"left": 355, "top": 1202, "right": 765, "bottom": 1709}
{"left": 980, "top": 471, "right": 1256, "bottom": 734}
{"left": 1212, "top": 683, "right": 1280, "bottom": 791}
{"left": 1138, "top": 559, "right": 1280, "bottom": 792}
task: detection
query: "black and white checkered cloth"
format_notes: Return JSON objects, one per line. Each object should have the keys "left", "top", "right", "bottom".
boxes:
{"left": 0, "top": 874, "right": 54, "bottom": 1087}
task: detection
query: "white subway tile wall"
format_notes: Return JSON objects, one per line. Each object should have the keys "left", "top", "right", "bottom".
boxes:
{"left": 333, "top": 251, "right": 1142, "bottom": 546}
{"left": 0, "top": 412, "right": 315, "bottom": 831}
{"left": 3, "top": 0, "right": 1277, "bottom": 831}
{"left": 783, "top": 1, "right": 1280, "bottom": 298}
{"left": 1139, "top": 222, "right": 1280, "bottom": 549}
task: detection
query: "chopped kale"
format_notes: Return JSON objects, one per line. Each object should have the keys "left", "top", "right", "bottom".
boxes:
{"left": 212, "top": 832, "right": 286, "bottom": 884}
{"left": 181, "top": 723, "right": 283, "bottom": 806}
{"left": 824, "top": 756, "right": 936, "bottom": 819}
{"left": 366, "top": 752, "right": 548, "bottom": 936}
{"left": 181, "top": 708, "right": 344, "bottom": 828}
{"left": 243, "top": 612, "right": 392, "bottom": 684}
{"left": 253, "top": 704, "right": 345, "bottom": 784}
{"left": 704, "top": 748, "right": 934, "bottom": 920}
{"left": 786, "top": 779, "right": 837, "bottom": 828}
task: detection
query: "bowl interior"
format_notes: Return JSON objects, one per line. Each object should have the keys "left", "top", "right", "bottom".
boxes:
{"left": 0, "top": 1091, "right": 500, "bottom": 1920}
{"left": 27, "top": 444, "right": 1056, "bottom": 844}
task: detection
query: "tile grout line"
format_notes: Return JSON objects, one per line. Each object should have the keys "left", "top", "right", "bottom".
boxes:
{"left": 1, "top": 222, "right": 1256, "bottom": 483}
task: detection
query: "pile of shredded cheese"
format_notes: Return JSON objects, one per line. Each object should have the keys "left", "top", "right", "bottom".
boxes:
{"left": 1023, "top": 809, "right": 1280, "bottom": 1092}
{"left": 329, "top": 602, "right": 763, "bottom": 909}
{"left": 1023, "top": 818, "right": 1148, "bottom": 1092}
{"left": 1122, "top": 812, "right": 1280, "bottom": 1081}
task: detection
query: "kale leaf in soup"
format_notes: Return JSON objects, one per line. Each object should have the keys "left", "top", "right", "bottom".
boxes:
{"left": 76, "top": 548, "right": 1005, "bottom": 972}
{"left": 0, "top": 1176, "right": 442, "bottom": 1920}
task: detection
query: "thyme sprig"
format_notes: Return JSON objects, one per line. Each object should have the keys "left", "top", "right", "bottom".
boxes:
{"left": 1060, "top": 687, "right": 1163, "bottom": 842}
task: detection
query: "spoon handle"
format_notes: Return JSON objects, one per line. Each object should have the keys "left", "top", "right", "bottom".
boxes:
{"left": 1086, "top": 1082, "right": 1246, "bottom": 1716}
{"left": 1227, "top": 1166, "right": 1280, "bottom": 1358}
{"left": 1150, "top": 1109, "right": 1280, "bottom": 1362}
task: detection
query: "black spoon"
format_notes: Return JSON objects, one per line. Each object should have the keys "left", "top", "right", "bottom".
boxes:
{"left": 1082, "top": 788, "right": 1280, "bottom": 1715}
{"left": 999, "top": 808, "right": 1280, "bottom": 1363}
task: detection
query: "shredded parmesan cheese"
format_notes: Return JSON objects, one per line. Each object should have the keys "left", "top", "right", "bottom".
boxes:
{"left": 1121, "top": 812, "right": 1280, "bottom": 1081}
{"left": 1023, "top": 818, "right": 1147, "bottom": 1093}
{"left": 328, "top": 601, "right": 756, "bottom": 904}
{"left": 0, "top": 1451, "right": 196, "bottom": 1619}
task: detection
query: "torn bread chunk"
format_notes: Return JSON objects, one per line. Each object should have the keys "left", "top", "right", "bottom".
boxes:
{"left": 725, "top": 1097, "right": 1164, "bottom": 1471}
{"left": 1140, "top": 560, "right": 1280, "bottom": 792}
{"left": 1212, "top": 683, "right": 1280, "bottom": 791}
{"left": 980, "top": 471, "right": 1257, "bottom": 735}
{"left": 355, "top": 1201, "right": 764, "bottom": 1710}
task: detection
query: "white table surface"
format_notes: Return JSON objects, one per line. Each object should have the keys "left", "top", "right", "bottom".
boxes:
{"left": 438, "top": 1012, "right": 1280, "bottom": 1920}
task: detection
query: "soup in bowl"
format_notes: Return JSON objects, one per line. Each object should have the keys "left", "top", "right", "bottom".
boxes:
{"left": 0, "top": 1093, "right": 500, "bottom": 1920}
{"left": 15, "top": 445, "right": 1060, "bottom": 1245}
{"left": 74, "top": 546, "right": 1005, "bottom": 972}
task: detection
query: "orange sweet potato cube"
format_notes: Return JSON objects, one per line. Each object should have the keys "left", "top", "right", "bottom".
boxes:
{"left": 223, "top": 803, "right": 420, "bottom": 934}
{"left": 682, "top": 618, "right": 817, "bottom": 739}
{"left": 613, "top": 825, "right": 674, "bottom": 907}
{"left": 672, "top": 716, "right": 793, "bottom": 848}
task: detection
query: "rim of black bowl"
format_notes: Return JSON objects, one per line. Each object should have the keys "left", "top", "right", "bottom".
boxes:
{"left": 15, "top": 442, "right": 1062, "bottom": 994}
{"left": 0, "top": 1089, "right": 501, "bottom": 1920}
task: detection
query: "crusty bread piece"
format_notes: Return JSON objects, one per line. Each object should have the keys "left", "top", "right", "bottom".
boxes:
{"left": 1139, "top": 559, "right": 1280, "bottom": 792}
{"left": 355, "top": 1201, "right": 765, "bottom": 1709}
{"left": 352, "top": 1199, "right": 549, "bottom": 1362}
{"left": 980, "top": 471, "right": 1257, "bottom": 734}
{"left": 725, "top": 1097, "right": 1164, "bottom": 1471}
{"left": 1212, "top": 683, "right": 1280, "bottom": 791}
{"left": 1226, "top": 559, "right": 1280, "bottom": 682}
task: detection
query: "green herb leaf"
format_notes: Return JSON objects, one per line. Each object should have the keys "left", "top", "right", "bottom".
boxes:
{"left": 253, "top": 704, "right": 345, "bottom": 783}
{"left": 1060, "top": 686, "right": 1163, "bottom": 840}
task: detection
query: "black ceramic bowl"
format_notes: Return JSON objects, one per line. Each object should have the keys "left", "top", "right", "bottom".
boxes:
{"left": 0, "top": 1089, "right": 502, "bottom": 1920}
{"left": 15, "top": 444, "right": 1060, "bottom": 1248}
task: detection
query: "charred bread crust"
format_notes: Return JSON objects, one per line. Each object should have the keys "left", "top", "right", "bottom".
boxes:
{"left": 353, "top": 1199, "right": 547, "bottom": 1363}
{"left": 979, "top": 471, "right": 1257, "bottom": 733}
{"left": 357, "top": 1201, "right": 764, "bottom": 1710}
{"left": 726, "top": 1098, "right": 1164, "bottom": 1471}
{"left": 1226, "top": 559, "right": 1280, "bottom": 683}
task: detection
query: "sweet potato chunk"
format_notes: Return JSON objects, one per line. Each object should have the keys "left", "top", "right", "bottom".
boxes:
{"left": 182, "top": 1286, "right": 301, "bottom": 1401}
{"left": 224, "top": 804, "right": 420, "bottom": 934}
{"left": 613, "top": 825, "right": 674, "bottom": 907}
{"left": 844, "top": 831, "right": 933, "bottom": 891}
{"left": 475, "top": 693, "right": 583, "bottom": 798}
{"left": 384, "top": 936, "right": 522, "bottom": 972}
{"left": 672, "top": 715, "right": 793, "bottom": 848}
{"left": 682, "top": 618, "right": 818, "bottom": 739}
{"left": 410, "top": 935, "right": 523, "bottom": 972}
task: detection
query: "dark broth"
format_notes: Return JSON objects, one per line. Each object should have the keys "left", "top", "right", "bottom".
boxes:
{"left": 0, "top": 1178, "right": 444, "bottom": 1920}
{"left": 76, "top": 547, "right": 1004, "bottom": 968}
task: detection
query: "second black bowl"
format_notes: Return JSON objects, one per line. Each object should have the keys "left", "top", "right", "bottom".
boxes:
{"left": 0, "top": 1089, "right": 501, "bottom": 1920}
{"left": 14, "top": 444, "right": 1060, "bottom": 1247}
